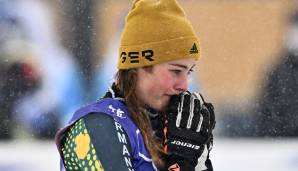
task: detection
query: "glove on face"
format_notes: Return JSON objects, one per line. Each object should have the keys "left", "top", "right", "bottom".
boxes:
{"left": 164, "top": 91, "right": 215, "bottom": 170}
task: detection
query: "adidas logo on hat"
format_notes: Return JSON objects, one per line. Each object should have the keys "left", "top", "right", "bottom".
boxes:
{"left": 190, "top": 43, "right": 198, "bottom": 54}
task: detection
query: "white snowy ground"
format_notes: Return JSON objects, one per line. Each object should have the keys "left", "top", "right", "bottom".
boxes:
{"left": 0, "top": 138, "right": 297, "bottom": 171}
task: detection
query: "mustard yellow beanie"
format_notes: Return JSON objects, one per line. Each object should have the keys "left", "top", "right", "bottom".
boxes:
{"left": 118, "top": 0, "right": 200, "bottom": 69}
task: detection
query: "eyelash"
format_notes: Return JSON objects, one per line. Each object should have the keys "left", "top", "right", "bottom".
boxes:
{"left": 171, "top": 70, "right": 181, "bottom": 74}
{"left": 170, "top": 69, "right": 194, "bottom": 75}
{"left": 188, "top": 69, "right": 194, "bottom": 75}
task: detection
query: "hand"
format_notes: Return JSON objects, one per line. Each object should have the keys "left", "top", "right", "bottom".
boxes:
{"left": 164, "top": 91, "right": 215, "bottom": 171}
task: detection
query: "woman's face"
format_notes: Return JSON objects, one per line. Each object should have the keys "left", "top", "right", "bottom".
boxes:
{"left": 136, "top": 58, "right": 196, "bottom": 112}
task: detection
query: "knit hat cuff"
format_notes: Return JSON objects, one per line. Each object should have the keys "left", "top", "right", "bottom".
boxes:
{"left": 118, "top": 36, "right": 200, "bottom": 69}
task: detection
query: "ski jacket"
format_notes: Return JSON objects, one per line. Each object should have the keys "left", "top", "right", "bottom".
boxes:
{"left": 55, "top": 98, "right": 157, "bottom": 171}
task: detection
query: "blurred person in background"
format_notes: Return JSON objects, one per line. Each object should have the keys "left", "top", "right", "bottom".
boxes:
{"left": 56, "top": 0, "right": 215, "bottom": 170}
{"left": 0, "top": 45, "right": 41, "bottom": 139}
{"left": 256, "top": 10, "right": 298, "bottom": 137}
{"left": 0, "top": 0, "right": 36, "bottom": 139}
{"left": 0, "top": 0, "right": 85, "bottom": 139}
{"left": 14, "top": 0, "right": 86, "bottom": 132}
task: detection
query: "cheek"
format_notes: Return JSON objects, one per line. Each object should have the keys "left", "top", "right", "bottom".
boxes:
{"left": 154, "top": 70, "right": 174, "bottom": 91}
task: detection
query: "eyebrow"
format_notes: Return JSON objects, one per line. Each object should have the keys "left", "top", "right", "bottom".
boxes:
{"left": 169, "top": 63, "right": 196, "bottom": 70}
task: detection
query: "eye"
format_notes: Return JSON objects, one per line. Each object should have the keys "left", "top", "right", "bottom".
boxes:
{"left": 170, "top": 69, "right": 182, "bottom": 75}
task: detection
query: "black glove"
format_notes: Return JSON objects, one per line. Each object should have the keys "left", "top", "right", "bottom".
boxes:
{"left": 164, "top": 91, "right": 215, "bottom": 171}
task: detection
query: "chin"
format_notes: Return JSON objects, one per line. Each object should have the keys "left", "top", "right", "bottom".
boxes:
{"left": 157, "top": 103, "right": 168, "bottom": 112}
{"left": 150, "top": 106, "right": 162, "bottom": 112}
{"left": 148, "top": 100, "right": 167, "bottom": 112}
{"left": 149, "top": 104, "right": 163, "bottom": 112}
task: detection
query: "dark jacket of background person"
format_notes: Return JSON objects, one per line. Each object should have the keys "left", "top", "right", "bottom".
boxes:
{"left": 0, "top": 62, "right": 40, "bottom": 139}
{"left": 256, "top": 52, "right": 298, "bottom": 136}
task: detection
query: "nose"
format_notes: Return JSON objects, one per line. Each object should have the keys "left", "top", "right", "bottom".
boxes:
{"left": 173, "top": 76, "right": 188, "bottom": 94}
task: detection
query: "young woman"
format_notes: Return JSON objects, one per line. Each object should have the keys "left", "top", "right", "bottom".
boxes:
{"left": 55, "top": 0, "right": 215, "bottom": 170}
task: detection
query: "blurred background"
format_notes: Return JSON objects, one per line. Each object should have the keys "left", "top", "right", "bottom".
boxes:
{"left": 0, "top": 0, "right": 298, "bottom": 170}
